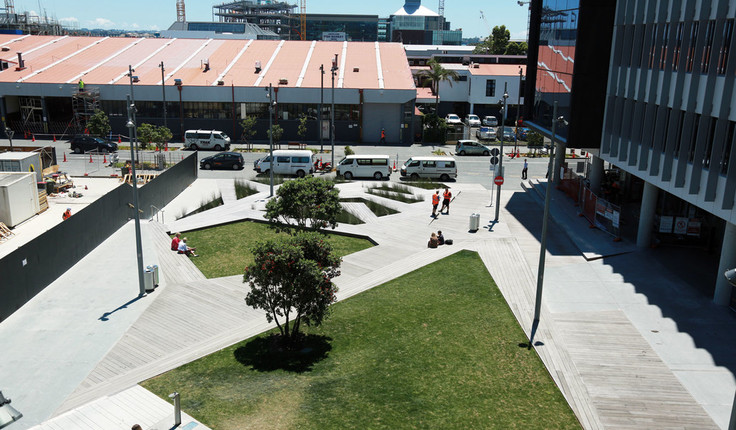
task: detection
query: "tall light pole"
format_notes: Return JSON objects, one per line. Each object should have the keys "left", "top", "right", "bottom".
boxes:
{"left": 330, "top": 54, "right": 338, "bottom": 169}
{"left": 266, "top": 84, "right": 275, "bottom": 197}
{"left": 494, "top": 83, "right": 509, "bottom": 222}
{"left": 531, "top": 101, "right": 565, "bottom": 343}
{"left": 126, "top": 95, "right": 146, "bottom": 298}
{"left": 128, "top": 65, "right": 139, "bottom": 162}
{"left": 159, "top": 61, "right": 167, "bottom": 130}
{"left": 319, "top": 64, "right": 324, "bottom": 153}
{"left": 515, "top": 66, "right": 523, "bottom": 155}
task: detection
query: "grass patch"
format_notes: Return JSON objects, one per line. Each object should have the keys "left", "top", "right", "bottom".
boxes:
{"left": 178, "top": 193, "right": 224, "bottom": 219}
{"left": 253, "top": 174, "right": 289, "bottom": 185}
{"left": 369, "top": 183, "right": 413, "bottom": 194}
{"left": 234, "top": 179, "right": 259, "bottom": 199}
{"left": 180, "top": 221, "right": 373, "bottom": 278}
{"left": 142, "top": 251, "right": 580, "bottom": 429}
{"left": 406, "top": 179, "right": 447, "bottom": 190}
{"left": 340, "top": 197, "right": 398, "bottom": 217}
{"left": 366, "top": 188, "right": 423, "bottom": 203}
{"left": 335, "top": 208, "right": 364, "bottom": 225}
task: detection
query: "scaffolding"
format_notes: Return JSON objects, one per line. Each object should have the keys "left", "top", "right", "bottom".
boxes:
{"left": 72, "top": 88, "right": 100, "bottom": 133}
{"left": 0, "top": 10, "right": 63, "bottom": 35}
{"left": 19, "top": 96, "right": 42, "bottom": 130}
{"left": 212, "top": 0, "right": 297, "bottom": 39}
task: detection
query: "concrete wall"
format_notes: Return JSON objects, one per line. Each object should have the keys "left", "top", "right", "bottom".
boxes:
{"left": 0, "top": 154, "right": 197, "bottom": 322}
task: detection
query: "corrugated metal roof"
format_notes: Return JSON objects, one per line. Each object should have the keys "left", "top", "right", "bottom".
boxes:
{"left": 0, "top": 35, "right": 415, "bottom": 90}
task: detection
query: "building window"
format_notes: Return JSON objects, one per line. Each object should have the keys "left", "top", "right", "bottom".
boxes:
{"left": 674, "top": 110, "right": 685, "bottom": 155}
{"left": 722, "top": 121, "right": 734, "bottom": 174}
{"left": 485, "top": 79, "right": 495, "bottom": 97}
{"left": 718, "top": 19, "right": 734, "bottom": 75}
{"left": 688, "top": 113, "right": 701, "bottom": 162}
{"left": 458, "top": 75, "right": 467, "bottom": 81}
{"left": 703, "top": 117, "right": 716, "bottom": 168}
{"left": 648, "top": 23, "right": 658, "bottom": 69}
{"left": 659, "top": 23, "right": 670, "bottom": 70}
{"left": 686, "top": 22, "right": 699, "bottom": 73}
{"left": 673, "top": 22, "right": 684, "bottom": 71}
{"left": 702, "top": 20, "right": 716, "bottom": 74}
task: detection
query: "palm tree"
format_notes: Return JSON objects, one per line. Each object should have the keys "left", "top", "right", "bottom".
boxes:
{"left": 418, "top": 59, "right": 460, "bottom": 113}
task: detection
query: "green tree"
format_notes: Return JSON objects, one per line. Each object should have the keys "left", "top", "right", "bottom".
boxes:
{"left": 137, "top": 123, "right": 156, "bottom": 150}
{"left": 240, "top": 115, "right": 257, "bottom": 146}
{"left": 417, "top": 58, "right": 459, "bottom": 111}
{"left": 155, "top": 126, "right": 173, "bottom": 150}
{"left": 422, "top": 113, "right": 449, "bottom": 144}
{"left": 526, "top": 131, "right": 545, "bottom": 157}
{"left": 473, "top": 25, "right": 514, "bottom": 55}
{"left": 267, "top": 124, "right": 284, "bottom": 147}
{"left": 244, "top": 232, "right": 340, "bottom": 345}
{"left": 87, "top": 109, "right": 111, "bottom": 137}
{"left": 297, "top": 115, "right": 308, "bottom": 142}
{"left": 505, "top": 41, "right": 528, "bottom": 55}
{"left": 265, "top": 176, "right": 341, "bottom": 231}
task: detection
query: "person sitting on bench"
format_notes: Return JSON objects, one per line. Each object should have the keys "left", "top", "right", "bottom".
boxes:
{"left": 177, "top": 237, "right": 199, "bottom": 257}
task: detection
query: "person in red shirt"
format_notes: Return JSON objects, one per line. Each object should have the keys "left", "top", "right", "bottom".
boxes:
{"left": 171, "top": 232, "right": 181, "bottom": 251}
{"left": 380, "top": 128, "right": 386, "bottom": 143}
{"left": 431, "top": 190, "right": 440, "bottom": 217}
{"left": 62, "top": 208, "right": 71, "bottom": 220}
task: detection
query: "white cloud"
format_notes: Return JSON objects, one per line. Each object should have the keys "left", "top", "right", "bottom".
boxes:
{"left": 58, "top": 16, "right": 78, "bottom": 25}
{"left": 89, "top": 18, "right": 114, "bottom": 28}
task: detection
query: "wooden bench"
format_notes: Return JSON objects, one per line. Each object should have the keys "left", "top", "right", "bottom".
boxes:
{"left": 287, "top": 141, "right": 306, "bottom": 150}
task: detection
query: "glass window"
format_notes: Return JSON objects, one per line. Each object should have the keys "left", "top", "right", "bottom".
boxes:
{"left": 409, "top": 160, "right": 420, "bottom": 167}
{"left": 718, "top": 19, "right": 734, "bottom": 75}
{"left": 686, "top": 22, "right": 699, "bottom": 73}
{"left": 294, "top": 156, "right": 310, "bottom": 163}
{"left": 485, "top": 79, "right": 496, "bottom": 97}
{"left": 702, "top": 20, "right": 716, "bottom": 74}
{"left": 422, "top": 160, "right": 436, "bottom": 167}
{"left": 276, "top": 156, "right": 290, "bottom": 162}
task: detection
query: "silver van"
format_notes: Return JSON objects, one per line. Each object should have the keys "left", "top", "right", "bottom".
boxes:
{"left": 184, "top": 130, "right": 231, "bottom": 151}
{"left": 254, "top": 149, "right": 314, "bottom": 177}
{"left": 337, "top": 155, "right": 392, "bottom": 180}
{"left": 400, "top": 156, "right": 457, "bottom": 181}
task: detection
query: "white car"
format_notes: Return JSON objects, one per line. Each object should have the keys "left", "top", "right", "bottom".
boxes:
{"left": 482, "top": 116, "right": 498, "bottom": 126}
{"left": 445, "top": 114, "right": 462, "bottom": 124}
{"left": 476, "top": 126, "right": 496, "bottom": 141}
{"left": 466, "top": 114, "right": 481, "bottom": 127}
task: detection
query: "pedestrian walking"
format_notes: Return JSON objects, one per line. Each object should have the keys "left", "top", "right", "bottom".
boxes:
{"left": 440, "top": 187, "right": 452, "bottom": 214}
{"left": 380, "top": 128, "right": 386, "bottom": 144}
{"left": 431, "top": 190, "right": 440, "bottom": 217}
{"left": 522, "top": 159, "right": 528, "bottom": 179}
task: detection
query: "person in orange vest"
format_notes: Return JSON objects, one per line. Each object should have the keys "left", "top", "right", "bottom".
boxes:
{"left": 380, "top": 128, "right": 386, "bottom": 144}
{"left": 440, "top": 187, "right": 452, "bottom": 214}
{"left": 431, "top": 190, "right": 440, "bottom": 217}
{"left": 62, "top": 207, "right": 71, "bottom": 220}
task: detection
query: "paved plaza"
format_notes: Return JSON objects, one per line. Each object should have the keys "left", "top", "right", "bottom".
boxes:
{"left": 1, "top": 150, "right": 735, "bottom": 429}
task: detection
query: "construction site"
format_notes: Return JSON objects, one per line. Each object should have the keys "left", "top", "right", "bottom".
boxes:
{"left": 0, "top": 0, "right": 63, "bottom": 35}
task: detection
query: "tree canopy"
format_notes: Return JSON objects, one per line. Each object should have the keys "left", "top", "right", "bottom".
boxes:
{"left": 417, "top": 58, "right": 460, "bottom": 108}
{"left": 240, "top": 115, "right": 257, "bottom": 144}
{"left": 137, "top": 123, "right": 173, "bottom": 150}
{"left": 87, "top": 109, "right": 111, "bottom": 137}
{"left": 265, "top": 177, "right": 342, "bottom": 231}
{"left": 473, "top": 25, "right": 528, "bottom": 55}
{"left": 244, "top": 232, "right": 341, "bottom": 344}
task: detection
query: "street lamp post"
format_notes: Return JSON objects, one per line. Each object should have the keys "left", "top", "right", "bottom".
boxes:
{"left": 266, "top": 83, "right": 275, "bottom": 197}
{"left": 515, "top": 66, "right": 523, "bottom": 155}
{"left": 319, "top": 64, "right": 324, "bottom": 153}
{"left": 494, "top": 83, "right": 509, "bottom": 222}
{"left": 176, "top": 81, "right": 183, "bottom": 141}
{"left": 531, "top": 101, "right": 565, "bottom": 343}
{"left": 128, "top": 65, "right": 139, "bottom": 162}
{"left": 126, "top": 95, "right": 146, "bottom": 298}
{"left": 159, "top": 61, "right": 167, "bottom": 130}
{"left": 331, "top": 54, "right": 338, "bottom": 169}
{"left": 5, "top": 127, "right": 13, "bottom": 149}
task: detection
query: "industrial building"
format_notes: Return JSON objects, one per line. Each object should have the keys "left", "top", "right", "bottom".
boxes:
{"left": 523, "top": 0, "right": 736, "bottom": 307}
{"left": 0, "top": 35, "right": 417, "bottom": 144}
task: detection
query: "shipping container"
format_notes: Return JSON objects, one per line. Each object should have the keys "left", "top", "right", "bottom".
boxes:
{"left": 0, "top": 152, "right": 43, "bottom": 182}
{"left": 0, "top": 172, "right": 40, "bottom": 227}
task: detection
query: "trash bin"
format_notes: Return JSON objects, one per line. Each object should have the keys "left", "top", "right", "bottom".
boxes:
{"left": 469, "top": 213, "right": 480, "bottom": 231}
{"left": 144, "top": 269, "right": 155, "bottom": 292}
{"left": 146, "top": 264, "right": 159, "bottom": 286}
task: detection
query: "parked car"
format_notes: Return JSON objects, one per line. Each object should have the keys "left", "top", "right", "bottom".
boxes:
{"left": 254, "top": 149, "right": 313, "bottom": 177}
{"left": 476, "top": 126, "right": 496, "bottom": 141}
{"left": 496, "top": 126, "right": 516, "bottom": 142}
{"left": 445, "top": 114, "right": 462, "bottom": 125}
{"left": 466, "top": 114, "right": 481, "bottom": 127}
{"left": 482, "top": 116, "right": 498, "bottom": 126}
{"left": 69, "top": 135, "right": 118, "bottom": 154}
{"left": 200, "top": 151, "right": 244, "bottom": 170}
{"left": 184, "top": 129, "right": 231, "bottom": 151}
{"left": 400, "top": 156, "right": 457, "bottom": 181}
{"left": 455, "top": 139, "right": 492, "bottom": 156}
{"left": 517, "top": 127, "right": 531, "bottom": 141}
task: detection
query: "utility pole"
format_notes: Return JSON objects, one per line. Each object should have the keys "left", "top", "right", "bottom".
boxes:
{"left": 331, "top": 54, "right": 338, "bottom": 169}
{"left": 126, "top": 95, "right": 145, "bottom": 298}
{"left": 494, "top": 82, "right": 508, "bottom": 222}
{"left": 267, "top": 83, "right": 275, "bottom": 197}
{"left": 515, "top": 66, "right": 523, "bottom": 155}
{"left": 159, "top": 61, "right": 167, "bottom": 129}
{"left": 128, "top": 65, "right": 139, "bottom": 162}
{"left": 319, "top": 64, "right": 324, "bottom": 153}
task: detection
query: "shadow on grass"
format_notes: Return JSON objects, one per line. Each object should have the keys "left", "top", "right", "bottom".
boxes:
{"left": 234, "top": 333, "right": 332, "bottom": 373}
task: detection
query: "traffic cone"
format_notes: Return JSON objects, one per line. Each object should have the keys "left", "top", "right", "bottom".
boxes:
{"left": 63, "top": 152, "right": 67, "bottom": 162}
{"left": 23, "top": 131, "right": 27, "bottom": 139}
{"left": 53, "top": 135, "right": 56, "bottom": 142}
{"left": 84, "top": 128, "right": 89, "bottom": 135}
{"left": 103, "top": 155, "right": 107, "bottom": 163}
{"left": 31, "top": 134, "right": 35, "bottom": 142}
{"left": 118, "top": 135, "right": 121, "bottom": 143}
{"left": 89, "top": 154, "right": 93, "bottom": 163}
{"left": 393, "top": 160, "right": 396, "bottom": 171}
{"left": 84, "top": 185, "right": 88, "bottom": 190}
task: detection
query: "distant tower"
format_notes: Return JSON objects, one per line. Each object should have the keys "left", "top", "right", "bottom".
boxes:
{"left": 4, "top": 0, "right": 15, "bottom": 15}
{"left": 438, "top": 0, "right": 444, "bottom": 17}
{"left": 176, "top": 0, "right": 186, "bottom": 23}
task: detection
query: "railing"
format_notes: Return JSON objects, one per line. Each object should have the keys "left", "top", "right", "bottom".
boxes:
{"left": 150, "top": 205, "right": 165, "bottom": 223}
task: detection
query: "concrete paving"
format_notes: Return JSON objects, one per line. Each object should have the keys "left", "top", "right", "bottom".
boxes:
{"left": 1, "top": 172, "right": 735, "bottom": 429}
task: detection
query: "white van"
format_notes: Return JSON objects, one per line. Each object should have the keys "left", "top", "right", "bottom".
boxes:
{"left": 184, "top": 130, "right": 231, "bottom": 151}
{"left": 337, "top": 155, "right": 392, "bottom": 180}
{"left": 254, "top": 149, "right": 313, "bottom": 177}
{"left": 400, "top": 156, "right": 457, "bottom": 181}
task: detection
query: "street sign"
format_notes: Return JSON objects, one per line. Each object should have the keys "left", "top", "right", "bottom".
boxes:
{"left": 490, "top": 148, "right": 500, "bottom": 156}
{"left": 490, "top": 156, "right": 499, "bottom": 166}
{"left": 494, "top": 175, "right": 504, "bottom": 186}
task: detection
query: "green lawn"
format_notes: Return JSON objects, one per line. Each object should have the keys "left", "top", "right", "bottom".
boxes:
{"left": 142, "top": 251, "right": 580, "bottom": 429}
{"left": 180, "top": 221, "right": 373, "bottom": 278}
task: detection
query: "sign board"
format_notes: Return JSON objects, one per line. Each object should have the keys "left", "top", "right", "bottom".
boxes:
{"left": 490, "top": 156, "right": 499, "bottom": 166}
{"left": 659, "top": 215, "right": 673, "bottom": 233}
{"left": 674, "top": 216, "right": 688, "bottom": 235}
{"left": 687, "top": 219, "right": 701, "bottom": 237}
{"left": 494, "top": 176, "right": 504, "bottom": 186}
{"left": 490, "top": 148, "right": 500, "bottom": 157}
{"left": 322, "top": 32, "right": 346, "bottom": 41}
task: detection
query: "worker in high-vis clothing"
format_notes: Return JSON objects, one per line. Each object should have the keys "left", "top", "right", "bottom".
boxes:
{"left": 431, "top": 190, "right": 440, "bottom": 217}
{"left": 78, "top": 79, "right": 84, "bottom": 92}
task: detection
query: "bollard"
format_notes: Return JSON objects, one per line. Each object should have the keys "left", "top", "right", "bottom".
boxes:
{"left": 169, "top": 392, "right": 181, "bottom": 427}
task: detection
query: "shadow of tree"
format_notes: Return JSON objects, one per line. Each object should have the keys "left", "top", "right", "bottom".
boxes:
{"left": 234, "top": 334, "right": 332, "bottom": 373}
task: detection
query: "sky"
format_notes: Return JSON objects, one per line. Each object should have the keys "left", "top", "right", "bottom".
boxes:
{"left": 14, "top": 0, "right": 530, "bottom": 40}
